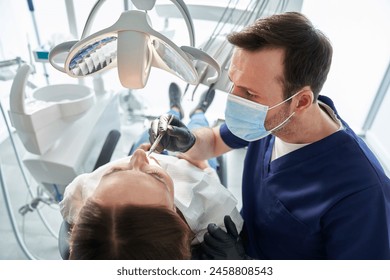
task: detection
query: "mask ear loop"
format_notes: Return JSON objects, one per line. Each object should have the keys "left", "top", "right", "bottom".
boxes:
{"left": 267, "top": 90, "right": 306, "bottom": 134}
{"left": 228, "top": 83, "right": 234, "bottom": 94}
{"left": 269, "top": 90, "right": 304, "bottom": 110}
{"left": 268, "top": 111, "right": 296, "bottom": 134}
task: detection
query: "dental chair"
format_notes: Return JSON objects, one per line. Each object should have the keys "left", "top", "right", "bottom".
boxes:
{"left": 58, "top": 220, "right": 72, "bottom": 260}
{"left": 8, "top": 64, "right": 122, "bottom": 259}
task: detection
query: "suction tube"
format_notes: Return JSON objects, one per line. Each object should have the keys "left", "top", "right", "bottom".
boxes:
{"left": 0, "top": 102, "right": 59, "bottom": 259}
{"left": 0, "top": 158, "right": 36, "bottom": 259}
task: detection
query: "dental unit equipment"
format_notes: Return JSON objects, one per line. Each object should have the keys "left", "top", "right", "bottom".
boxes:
{"left": 8, "top": 64, "right": 121, "bottom": 199}
{"left": 49, "top": 0, "right": 221, "bottom": 89}
{"left": 156, "top": 0, "right": 301, "bottom": 94}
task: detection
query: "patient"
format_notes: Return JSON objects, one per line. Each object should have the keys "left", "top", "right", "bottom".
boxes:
{"left": 60, "top": 84, "right": 242, "bottom": 259}
{"left": 61, "top": 148, "right": 243, "bottom": 259}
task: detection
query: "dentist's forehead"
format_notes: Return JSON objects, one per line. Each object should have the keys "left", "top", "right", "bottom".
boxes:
{"left": 229, "top": 48, "right": 243, "bottom": 72}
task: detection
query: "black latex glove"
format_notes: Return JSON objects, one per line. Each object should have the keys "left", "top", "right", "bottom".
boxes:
{"left": 149, "top": 113, "right": 196, "bottom": 153}
{"left": 201, "top": 215, "right": 247, "bottom": 260}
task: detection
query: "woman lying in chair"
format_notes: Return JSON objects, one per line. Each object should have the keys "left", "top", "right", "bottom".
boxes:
{"left": 59, "top": 147, "right": 243, "bottom": 260}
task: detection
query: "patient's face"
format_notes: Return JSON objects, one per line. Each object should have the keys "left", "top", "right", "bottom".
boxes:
{"left": 92, "top": 149, "right": 175, "bottom": 210}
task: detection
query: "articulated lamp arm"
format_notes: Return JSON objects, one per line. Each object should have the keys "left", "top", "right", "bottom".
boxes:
{"left": 81, "top": 0, "right": 195, "bottom": 47}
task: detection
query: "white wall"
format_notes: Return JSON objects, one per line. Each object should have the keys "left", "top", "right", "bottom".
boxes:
{"left": 302, "top": 0, "right": 390, "bottom": 133}
{"left": 366, "top": 83, "right": 390, "bottom": 175}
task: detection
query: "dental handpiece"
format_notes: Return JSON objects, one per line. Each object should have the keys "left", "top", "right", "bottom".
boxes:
{"left": 147, "top": 133, "right": 164, "bottom": 156}
{"left": 147, "top": 115, "right": 174, "bottom": 156}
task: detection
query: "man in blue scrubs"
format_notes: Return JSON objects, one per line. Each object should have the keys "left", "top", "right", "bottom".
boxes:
{"left": 149, "top": 12, "right": 390, "bottom": 259}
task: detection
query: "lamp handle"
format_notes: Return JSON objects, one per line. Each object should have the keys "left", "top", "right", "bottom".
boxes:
{"left": 48, "top": 40, "right": 78, "bottom": 73}
{"left": 180, "top": 46, "right": 221, "bottom": 84}
{"left": 9, "top": 64, "right": 31, "bottom": 114}
{"left": 81, "top": 0, "right": 195, "bottom": 47}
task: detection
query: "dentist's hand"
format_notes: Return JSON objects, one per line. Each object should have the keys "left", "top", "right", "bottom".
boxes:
{"left": 149, "top": 114, "right": 196, "bottom": 153}
{"left": 201, "top": 215, "right": 247, "bottom": 260}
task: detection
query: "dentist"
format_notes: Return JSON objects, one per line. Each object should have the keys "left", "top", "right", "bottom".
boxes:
{"left": 149, "top": 12, "right": 390, "bottom": 259}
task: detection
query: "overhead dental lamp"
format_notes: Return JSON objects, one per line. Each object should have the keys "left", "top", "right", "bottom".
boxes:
{"left": 49, "top": 0, "right": 220, "bottom": 89}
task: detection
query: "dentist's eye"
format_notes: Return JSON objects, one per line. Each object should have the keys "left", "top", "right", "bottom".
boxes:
{"left": 245, "top": 91, "right": 257, "bottom": 97}
{"left": 245, "top": 91, "right": 256, "bottom": 98}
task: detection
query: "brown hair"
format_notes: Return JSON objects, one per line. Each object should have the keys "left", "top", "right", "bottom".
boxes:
{"left": 227, "top": 12, "right": 333, "bottom": 100}
{"left": 69, "top": 200, "right": 193, "bottom": 260}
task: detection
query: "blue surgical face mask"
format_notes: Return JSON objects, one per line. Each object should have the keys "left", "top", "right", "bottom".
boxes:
{"left": 225, "top": 91, "right": 300, "bottom": 141}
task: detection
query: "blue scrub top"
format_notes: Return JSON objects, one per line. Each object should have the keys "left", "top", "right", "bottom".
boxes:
{"left": 220, "top": 95, "right": 390, "bottom": 259}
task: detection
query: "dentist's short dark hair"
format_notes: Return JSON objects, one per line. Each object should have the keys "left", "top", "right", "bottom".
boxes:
{"left": 227, "top": 12, "right": 333, "bottom": 101}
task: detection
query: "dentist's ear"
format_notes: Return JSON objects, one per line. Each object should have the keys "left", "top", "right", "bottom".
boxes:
{"left": 295, "top": 89, "right": 314, "bottom": 111}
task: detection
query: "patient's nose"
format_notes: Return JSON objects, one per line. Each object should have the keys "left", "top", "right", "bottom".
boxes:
{"left": 129, "top": 149, "right": 149, "bottom": 169}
